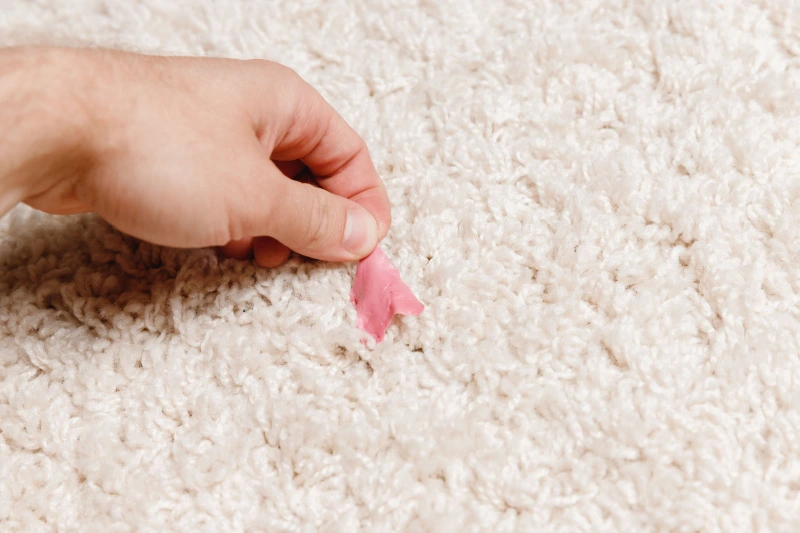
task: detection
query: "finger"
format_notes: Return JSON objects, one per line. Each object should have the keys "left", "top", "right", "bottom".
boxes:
{"left": 23, "top": 197, "right": 91, "bottom": 215}
{"left": 253, "top": 236, "right": 291, "bottom": 267}
{"left": 221, "top": 237, "right": 253, "bottom": 260}
{"left": 258, "top": 69, "right": 391, "bottom": 239}
{"left": 223, "top": 162, "right": 303, "bottom": 261}
{"left": 243, "top": 159, "right": 378, "bottom": 262}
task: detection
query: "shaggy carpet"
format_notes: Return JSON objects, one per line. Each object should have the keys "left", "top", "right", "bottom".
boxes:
{"left": 2, "top": 0, "right": 800, "bottom": 531}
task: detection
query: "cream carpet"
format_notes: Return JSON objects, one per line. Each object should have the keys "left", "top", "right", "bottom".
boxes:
{"left": 2, "top": 0, "right": 800, "bottom": 531}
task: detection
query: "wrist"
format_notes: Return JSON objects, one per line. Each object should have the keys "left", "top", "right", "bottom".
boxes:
{"left": 0, "top": 47, "right": 96, "bottom": 215}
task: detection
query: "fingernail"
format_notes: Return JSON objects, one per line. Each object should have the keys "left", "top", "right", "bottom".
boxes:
{"left": 343, "top": 207, "right": 377, "bottom": 256}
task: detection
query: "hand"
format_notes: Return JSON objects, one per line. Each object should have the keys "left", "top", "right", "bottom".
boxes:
{"left": 0, "top": 47, "right": 391, "bottom": 266}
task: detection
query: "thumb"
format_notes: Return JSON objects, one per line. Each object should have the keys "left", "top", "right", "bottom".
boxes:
{"left": 263, "top": 169, "right": 380, "bottom": 262}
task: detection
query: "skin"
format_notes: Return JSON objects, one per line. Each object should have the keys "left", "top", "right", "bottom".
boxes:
{"left": 0, "top": 46, "right": 391, "bottom": 267}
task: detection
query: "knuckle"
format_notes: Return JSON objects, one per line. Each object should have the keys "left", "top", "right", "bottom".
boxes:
{"left": 245, "top": 57, "right": 276, "bottom": 71}
{"left": 223, "top": 214, "right": 244, "bottom": 244}
{"left": 247, "top": 59, "right": 300, "bottom": 83}
{"left": 277, "top": 63, "right": 300, "bottom": 82}
{"left": 302, "top": 190, "right": 333, "bottom": 247}
{"left": 213, "top": 224, "right": 234, "bottom": 247}
{"left": 221, "top": 166, "right": 262, "bottom": 244}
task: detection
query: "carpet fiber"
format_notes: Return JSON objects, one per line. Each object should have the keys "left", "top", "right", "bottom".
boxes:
{"left": 2, "top": 0, "right": 800, "bottom": 531}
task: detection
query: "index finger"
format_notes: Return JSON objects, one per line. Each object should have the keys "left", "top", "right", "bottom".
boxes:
{"left": 258, "top": 67, "right": 391, "bottom": 238}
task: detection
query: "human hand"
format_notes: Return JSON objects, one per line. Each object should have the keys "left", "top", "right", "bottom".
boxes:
{"left": 0, "top": 47, "right": 390, "bottom": 266}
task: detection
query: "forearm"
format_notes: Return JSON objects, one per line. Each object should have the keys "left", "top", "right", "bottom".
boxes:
{"left": 0, "top": 47, "right": 94, "bottom": 216}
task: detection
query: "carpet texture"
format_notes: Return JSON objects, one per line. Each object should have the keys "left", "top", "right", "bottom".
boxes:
{"left": 2, "top": 0, "right": 800, "bottom": 531}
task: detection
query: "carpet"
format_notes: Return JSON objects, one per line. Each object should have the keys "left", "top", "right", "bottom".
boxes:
{"left": 2, "top": 0, "right": 800, "bottom": 531}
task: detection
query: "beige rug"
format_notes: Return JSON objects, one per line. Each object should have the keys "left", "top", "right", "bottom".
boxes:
{"left": 2, "top": 0, "right": 800, "bottom": 530}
